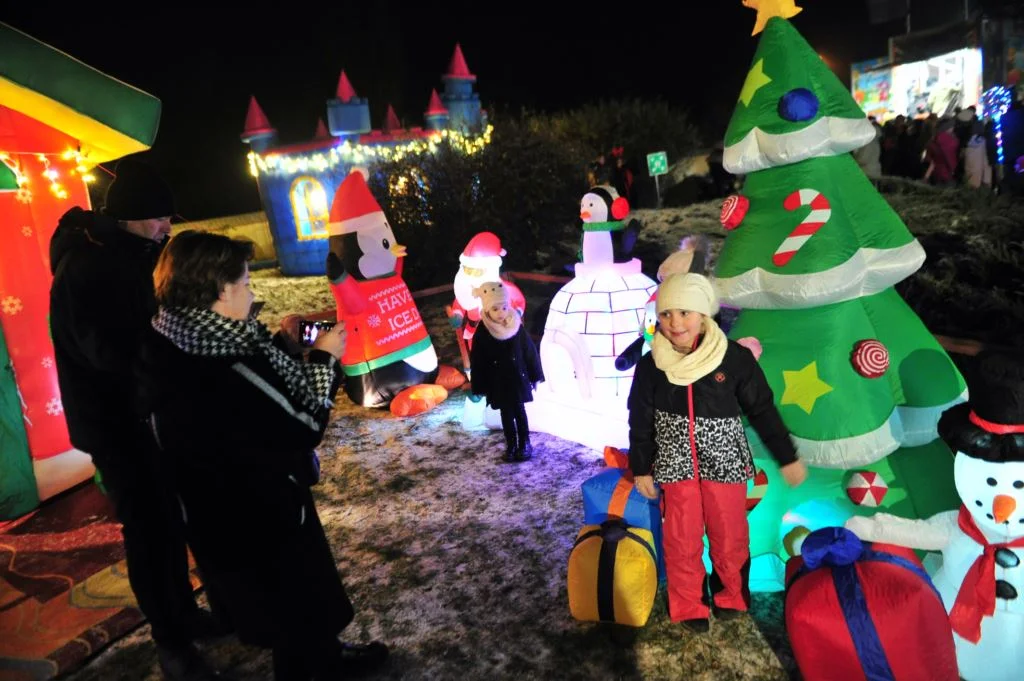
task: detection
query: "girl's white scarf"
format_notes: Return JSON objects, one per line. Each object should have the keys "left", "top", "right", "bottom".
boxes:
{"left": 650, "top": 316, "right": 728, "bottom": 386}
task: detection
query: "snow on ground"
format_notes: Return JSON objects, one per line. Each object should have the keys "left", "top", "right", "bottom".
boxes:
{"left": 68, "top": 275, "right": 796, "bottom": 681}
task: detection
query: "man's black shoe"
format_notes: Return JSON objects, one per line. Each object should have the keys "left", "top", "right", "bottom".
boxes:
{"left": 189, "top": 608, "right": 233, "bottom": 641}
{"left": 157, "top": 643, "right": 228, "bottom": 681}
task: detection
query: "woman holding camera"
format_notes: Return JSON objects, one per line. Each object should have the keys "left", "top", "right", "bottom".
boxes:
{"left": 136, "top": 230, "right": 387, "bottom": 681}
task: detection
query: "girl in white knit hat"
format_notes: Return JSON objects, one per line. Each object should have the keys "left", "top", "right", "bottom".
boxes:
{"left": 627, "top": 273, "right": 807, "bottom": 633}
{"left": 469, "top": 281, "right": 545, "bottom": 462}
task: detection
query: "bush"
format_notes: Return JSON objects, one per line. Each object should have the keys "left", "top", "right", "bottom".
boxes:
{"left": 368, "top": 101, "right": 704, "bottom": 289}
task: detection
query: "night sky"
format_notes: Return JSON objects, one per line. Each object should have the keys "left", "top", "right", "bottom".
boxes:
{"left": 4, "top": 1, "right": 897, "bottom": 220}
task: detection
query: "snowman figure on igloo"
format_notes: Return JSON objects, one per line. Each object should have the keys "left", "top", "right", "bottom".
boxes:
{"left": 846, "top": 352, "right": 1024, "bottom": 681}
{"left": 522, "top": 185, "right": 656, "bottom": 450}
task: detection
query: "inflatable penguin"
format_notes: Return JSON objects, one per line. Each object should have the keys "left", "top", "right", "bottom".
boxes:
{"left": 326, "top": 170, "right": 439, "bottom": 408}
{"left": 846, "top": 353, "right": 1024, "bottom": 681}
{"left": 579, "top": 185, "right": 641, "bottom": 265}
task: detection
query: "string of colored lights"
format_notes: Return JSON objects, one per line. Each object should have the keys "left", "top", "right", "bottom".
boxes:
{"left": 0, "top": 148, "right": 97, "bottom": 203}
{"left": 247, "top": 125, "right": 493, "bottom": 177}
{"left": 981, "top": 85, "right": 1013, "bottom": 165}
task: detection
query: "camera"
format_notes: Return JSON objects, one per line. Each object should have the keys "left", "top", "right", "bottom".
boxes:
{"left": 299, "top": 319, "right": 337, "bottom": 347}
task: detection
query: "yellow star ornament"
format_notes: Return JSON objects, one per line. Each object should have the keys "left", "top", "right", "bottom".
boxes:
{"left": 739, "top": 59, "right": 772, "bottom": 106}
{"left": 781, "top": 361, "right": 833, "bottom": 415}
{"left": 742, "top": 0, "right": 803, "bottom": 36}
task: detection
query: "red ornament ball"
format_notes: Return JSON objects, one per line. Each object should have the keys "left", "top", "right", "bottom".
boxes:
{"left": 720, "top": 195, "right": 750, "bottom": 230}
{"left": 846, "top": 471, "right": 889, "bottom": 507}
{"left": 851, "top": 339, "right": 889, "bottom": 378}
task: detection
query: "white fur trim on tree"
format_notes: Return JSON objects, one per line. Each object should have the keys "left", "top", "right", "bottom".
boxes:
{"left": 327, "top": 210, "right": 386, "bottom": 236}
{"left": 715, "top": 241, "right": 925, "bottom": 310}
{"left": 724, "top": 117, "right": 877, "bottom": 175}
{"left": 788, "top": 390, "right": 968, "bottom": 468}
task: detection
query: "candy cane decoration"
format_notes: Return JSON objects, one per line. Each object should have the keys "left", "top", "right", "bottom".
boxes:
{"left": 773, "top": 189, "right": 831, "bottom": 267}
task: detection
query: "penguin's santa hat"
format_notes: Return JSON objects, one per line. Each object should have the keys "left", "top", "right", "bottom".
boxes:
{"left": 938, "top": 352, "right": 1024, "bottom": 463}
{"left": 459, "top": 231, "right": 506, "bottom": 272}
{"left": 328, "top": 169, "right": 385, "bottom": 235}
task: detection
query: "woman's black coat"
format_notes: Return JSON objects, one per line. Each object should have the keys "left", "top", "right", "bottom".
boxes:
{"left": 135, "top": 328, "right": 353, "bottom": 647}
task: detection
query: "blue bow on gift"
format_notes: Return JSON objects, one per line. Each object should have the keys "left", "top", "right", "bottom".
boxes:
{"left": 790, "top": 527, "right": 941, "bottom": 681}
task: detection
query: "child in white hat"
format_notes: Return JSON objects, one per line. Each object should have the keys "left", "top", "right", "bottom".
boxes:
{"left": 628, "top": 273, "right": 807, "bottom": 633}
{"left": 469, "top": 281, "right": 545, "bottom": 462}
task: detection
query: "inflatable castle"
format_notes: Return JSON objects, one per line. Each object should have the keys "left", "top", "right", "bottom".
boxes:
{"left": 242, "top": 44, "right": 492, "bottom": 276}
{"left": 0, "top": 22, "right": 162, "bottom": 518}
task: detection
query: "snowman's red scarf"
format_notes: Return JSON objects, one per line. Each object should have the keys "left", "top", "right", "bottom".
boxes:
{"left": 950, "top": 505, "right": 1024, "bottom": 643}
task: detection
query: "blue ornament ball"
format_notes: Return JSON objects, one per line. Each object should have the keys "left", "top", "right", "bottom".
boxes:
{"left": 778, "top": 88, "right": 820, "bottom": 122}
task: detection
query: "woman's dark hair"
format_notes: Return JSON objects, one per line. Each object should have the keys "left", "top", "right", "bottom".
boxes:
{"left": 154, "top": 230, "right": 254, "bottom": 309}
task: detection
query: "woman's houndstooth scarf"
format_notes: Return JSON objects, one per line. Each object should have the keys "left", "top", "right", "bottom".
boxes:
{"left": 152, "top": 306, "right": 336, "bottom": 413}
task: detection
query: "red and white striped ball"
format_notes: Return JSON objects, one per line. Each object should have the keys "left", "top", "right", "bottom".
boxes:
{"left": 851, "top": 339, "right": 889, "bottom": 378}
{"left": 846, "top": 471, "right": 889, "bottom": 507}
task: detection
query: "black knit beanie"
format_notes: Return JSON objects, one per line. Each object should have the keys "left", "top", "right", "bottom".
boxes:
{"left": 103, "top": 157, "right": 175, "bottom": 221}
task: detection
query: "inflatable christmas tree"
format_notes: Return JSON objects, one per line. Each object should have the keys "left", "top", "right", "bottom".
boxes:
{"left": 716, "top": 1, "right": 969, "bottom": 589}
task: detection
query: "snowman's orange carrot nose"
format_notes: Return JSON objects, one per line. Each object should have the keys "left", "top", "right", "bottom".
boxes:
{"left": 993, "top": 495, "right": 1017, "bottom": 523}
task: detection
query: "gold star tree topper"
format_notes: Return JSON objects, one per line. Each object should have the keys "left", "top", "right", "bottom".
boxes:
{"left": 742, "top": 0, "right": 803, "bottom": 35}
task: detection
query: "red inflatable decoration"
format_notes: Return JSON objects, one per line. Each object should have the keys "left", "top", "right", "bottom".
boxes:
{"left": 0, "top": 23, "right": 162, "bottom": 517}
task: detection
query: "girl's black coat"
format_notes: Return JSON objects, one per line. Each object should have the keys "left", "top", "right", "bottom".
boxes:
{"left": 627, "top": 340, "right": 797, "bottom": 478}
{"left": 470, "top": 324, "right": 544, "bottom": 410}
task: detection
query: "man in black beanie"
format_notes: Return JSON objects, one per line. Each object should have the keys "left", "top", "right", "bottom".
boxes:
{"left": 49, "top": 156, "right": 230, "bottom": 681}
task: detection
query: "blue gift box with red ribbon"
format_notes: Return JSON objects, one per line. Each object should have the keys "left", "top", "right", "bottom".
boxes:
{"left": 784, "top": 527, "right": 958, "bottom": 681}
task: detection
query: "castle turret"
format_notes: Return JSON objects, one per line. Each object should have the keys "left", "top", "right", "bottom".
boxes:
{"left": 424, "top": 89, "right": 449, "bottom": 131}
{"left": 441, "top": 43, "right": 483, "bottom": 133}
{"left": 326, "top": 70, "right": 371, "bottom": 138}
{"left": 314, "top": 118, "right": 332, "bottom": 140}
{"left": 383, "top": 104, "right": 403, "bottom": 135}
{"left": 240, "top": 96, "right": 277, "bottom": 153}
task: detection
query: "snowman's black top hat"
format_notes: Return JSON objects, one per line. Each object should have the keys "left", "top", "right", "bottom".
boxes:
{"left": 938, "top": 352, "right": 1024, "bottom": 463}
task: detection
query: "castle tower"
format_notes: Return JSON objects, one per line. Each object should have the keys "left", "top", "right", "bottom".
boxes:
{"left": 314, "top": 118, "right": 332, "bottom": 140}
{"left": 326, "top": 70, "right": 371, "bottom": 138}
{"left": 441, "top": 43, "right": 483, "bottom": 132}
{"left": 383, "top": 104, "right": 403, "bottom": 135}
{"left": 424, "top": 89, "right": 449, "bottom": 131}
{"left": 240, "top": 96, "right": 277, "bottom": 153}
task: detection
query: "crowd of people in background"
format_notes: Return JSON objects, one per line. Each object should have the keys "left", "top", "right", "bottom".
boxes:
{"left": 587, "top": 95, "right": 1024, "bottom": 208}
{"left": 854, "top": 99, "right": 1024, "bottom": 197}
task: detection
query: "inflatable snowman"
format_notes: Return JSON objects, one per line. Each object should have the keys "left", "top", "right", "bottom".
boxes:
{"left": 846, "top": 352, "right": 1024, "bottom": 681}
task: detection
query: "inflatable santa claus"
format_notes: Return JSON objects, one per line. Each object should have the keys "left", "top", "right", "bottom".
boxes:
{"left": 446, "top": 231, "right": 524, "bottom": 373}
{"left": 326, "top": 169, "right": 439, "bottom": 407}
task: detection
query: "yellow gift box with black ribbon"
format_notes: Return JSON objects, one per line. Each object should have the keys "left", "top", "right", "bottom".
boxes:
{"left": 567, "top": 518, "right": 658, "bottom": 627}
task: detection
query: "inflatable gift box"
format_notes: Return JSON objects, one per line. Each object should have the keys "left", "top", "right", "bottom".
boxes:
{"left": 785, "top": 527, "right": 958, "bottom": 681}
{"left": 582, "top": 453, "right": 665, "bottom": 582}
{"left": 567, "top": 519, "right": 658, "bottom": 627}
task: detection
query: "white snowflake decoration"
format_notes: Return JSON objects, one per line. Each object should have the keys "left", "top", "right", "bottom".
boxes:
{"left": 367, "top": 314, "right": 382, "bottom": 328}
{"left": 16, "top": 188, "right": 32, "bottom": 204}
{"left": 21, "top": 226, "right": 33, "bottom": 237}
{"left": 45, "top": 397, "right": 63, "bottom": 416}
{"left": 41, "top": 357, "right": 54, "bottom": 369}
{"left": 1, "top": 296, "right": 24, "bottom": 316}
